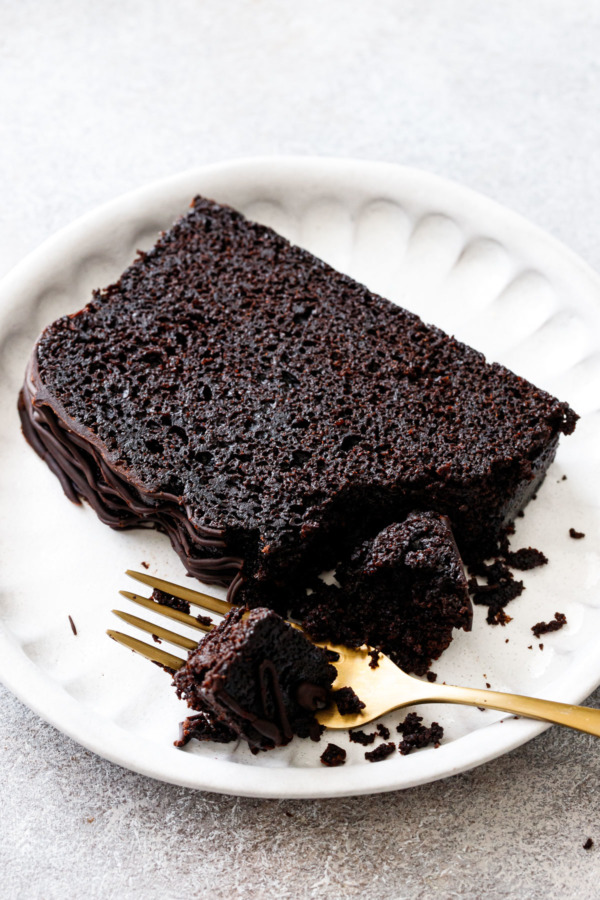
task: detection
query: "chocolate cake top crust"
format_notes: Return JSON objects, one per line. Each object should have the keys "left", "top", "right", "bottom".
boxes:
{"left": 21, "top": 196, "right": 577, "bottom": 606}
{"left": 173, "top": 607, "right": 336, "bottom": 751}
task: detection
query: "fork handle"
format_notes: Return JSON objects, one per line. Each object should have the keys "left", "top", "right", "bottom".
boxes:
{"left": 424, "top": 684, "right": 600, "bottom": 736}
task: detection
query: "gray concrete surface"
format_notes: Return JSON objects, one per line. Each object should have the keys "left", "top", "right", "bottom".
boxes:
{"left": 2, "top": 2, "right": 600, "bottom": 897}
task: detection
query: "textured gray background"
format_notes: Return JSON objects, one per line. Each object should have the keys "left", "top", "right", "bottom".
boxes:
{"left": 2, "top": 1, "right": 600, "bottom": 897}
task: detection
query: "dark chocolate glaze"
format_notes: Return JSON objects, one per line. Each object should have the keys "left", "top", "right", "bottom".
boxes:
{"left": 296, "top": 681, "right": 330, "bottom": 711}
{"left": 210, "top": 659, "right": 295, "bottom": 747}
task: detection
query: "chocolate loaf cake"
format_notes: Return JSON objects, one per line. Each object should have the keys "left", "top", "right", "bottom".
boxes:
{"left": 295, "top": 512, "right": 472, "bottom": 675}
{"left": 173, "top": 607, "right": 336, "bottom": 751}
{"left": 19, "top": 195, "right": 577, "bottom": 669}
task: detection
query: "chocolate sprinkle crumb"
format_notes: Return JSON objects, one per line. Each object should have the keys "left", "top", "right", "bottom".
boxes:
{"left": 583, "top": 838, "right": 594, "bottom": 850}
{"left": 68, "top": 615, "right": 77, "bottom": 636}
{"left": 334, "top": 686, "right": 365, "bottom": 715}
{"left": 141, "top": 561, "right": 150, "bottom": 569}
{"left": 532, "top": 612, "right": 567, "bottom": 638}
{"left": 320, "top": 743, "right": 346, "bottom": 767}
{"left": 152, "top": 634, "right": 162, "bottom": 644}
{"left": 365, "top": 742, "right": 396, "bottom": 762}
{"left": 349, "top": 729, "right": 376, "bottom": 745}
{"left": 569, "top": 528, "right": 585, "bottom": 539}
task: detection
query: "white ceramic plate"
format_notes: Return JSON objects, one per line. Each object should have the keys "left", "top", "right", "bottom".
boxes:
{"left": 1, "top": 157, "right": 600, "bottom": 799}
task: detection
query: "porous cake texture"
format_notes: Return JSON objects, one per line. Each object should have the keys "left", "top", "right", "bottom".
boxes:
{"left": 19, "top": 196, "right": 577, "bottom": 671}
{"left": 295, "top": 512, "right": 472, "bottom": 675}
{"left": 173, "top": 607, "right": 336, "bottom": 751}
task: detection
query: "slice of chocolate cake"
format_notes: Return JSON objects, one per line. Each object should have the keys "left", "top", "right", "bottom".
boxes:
{"left": 19, "top": 196, "right": 577, "bottom": 669}
{"left": 173, "top": 607, "right": 336, "bottom": 751}
{"left": 294, "top": 512, "right": 471, "bottom": 675}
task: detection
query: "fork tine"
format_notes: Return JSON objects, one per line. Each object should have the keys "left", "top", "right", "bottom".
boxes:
{"left": 112, "top": 610, "right": 200, "bottom": 650}
{"left": 119, "top": 590, "right": 214, "bottom": 631}
{"left": 126, "top": 569, "right": 231, "bottom": 615}
{"left": 107, "top": 630, "right": 185, "bottom": 671}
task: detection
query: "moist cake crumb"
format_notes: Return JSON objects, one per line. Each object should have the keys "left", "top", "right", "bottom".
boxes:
{"left": 532, "top": 612, "right": 567, "bottom": 638}
{"left": 152, "top": 588, "right": 191, "bottom": 615}
{"left": 426, "top": 671, "right": 438, "bottom": 683}
{"left": 376, "top": 723, "right": 391, "bottom": 740}
{"left": 468, "top": 560, "right": 524, "bottom": 625}
{"left": 583, "top": 838, "right": 594, "bottom": 850}
{"left": 175, "top": 712, "right": 237, "bottom": 747}
{"left": 365, "top": 742, "right": 396, "bottom": 762}
{"left": 196, "top": 613, "right": 213, "bottom": 627}
{"left": 334, "top": 686, "right": 365, "bottom": 715}
{"left": 504, "top": 547, "right": 548, "bottom": 570}
{"left": 348, "top": 729, "right": 376, "bottom": 745}
{"left": 396, "top": 712, "right": 444, "bottom": 754}
{"left": 569, "top": 528, "right": 585, "bottom": 539}
{"left": 324, "top": 649, "right": 341, "bottom": 663}
{"left": 368, "top": 649, "right": 381, "bottom": 669}
{"left": 320, "top": 743, "right": 346, "bottom": 767}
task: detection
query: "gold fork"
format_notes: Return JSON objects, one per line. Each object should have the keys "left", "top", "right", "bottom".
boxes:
{"left": 108, "top": 570, "right": 600, "bottom": 737}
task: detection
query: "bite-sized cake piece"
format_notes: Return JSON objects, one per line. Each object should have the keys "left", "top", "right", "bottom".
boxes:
{"left": 19, "top": 196, "right": 577, "bottom": 617}
{"left": 294, "top": 512, "right": 471, "bottom": 675}
{"left": 173, "top": 607, "right": 336, "bottom": 751}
